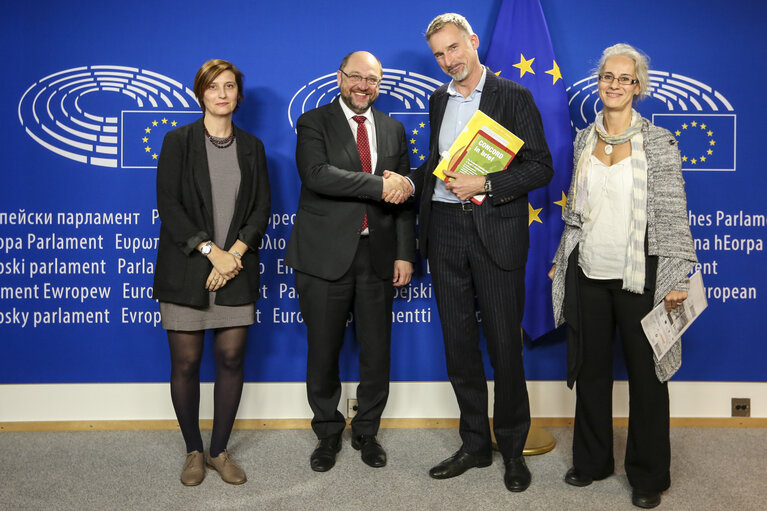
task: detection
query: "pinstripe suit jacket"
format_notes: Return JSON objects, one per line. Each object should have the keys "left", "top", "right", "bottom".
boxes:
{"left": 412, "top": 69, "right": 554, "bottom": 271}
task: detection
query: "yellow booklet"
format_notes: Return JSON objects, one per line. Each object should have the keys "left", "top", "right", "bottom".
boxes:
{"left": 433, "top": 110, "right": 524, "bottom": 182}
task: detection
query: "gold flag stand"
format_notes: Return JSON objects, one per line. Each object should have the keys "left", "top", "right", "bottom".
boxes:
{"left": 490, "top": 421, "right": 556, "bottom": 456}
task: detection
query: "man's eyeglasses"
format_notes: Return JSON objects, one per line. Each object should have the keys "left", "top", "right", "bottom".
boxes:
{"left": 339, "top": 69, "right": 381, "bottom": 87}
{"left": 598, "top": 73, "right": 639, "bottom": 85}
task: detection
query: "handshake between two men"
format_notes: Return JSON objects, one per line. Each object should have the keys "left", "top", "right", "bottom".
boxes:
{"left": 381, "top": 170, "right": 413, "bottom": 204}
{"left": 381, "top": 167, "right": 488, "bottom": 204}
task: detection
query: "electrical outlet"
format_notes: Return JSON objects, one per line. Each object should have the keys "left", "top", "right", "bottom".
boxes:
{"left": 731, "top": 398, "right": 750, "bottom": 417}
{"left": 347, "top": 398, "right": 359, "bottom": 418}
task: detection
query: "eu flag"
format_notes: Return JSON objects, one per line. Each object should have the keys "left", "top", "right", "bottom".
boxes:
{"left": 485, "top": 0, "right": 573, "bottom": 340}
{"left": 121, "top": 110, "right": 200, "bottom": 168}
{"left": 652, "top": 114, "right": 736, "bottom": 171}
{"left": 389, "top": 112, "right": 430, "bottom": 170}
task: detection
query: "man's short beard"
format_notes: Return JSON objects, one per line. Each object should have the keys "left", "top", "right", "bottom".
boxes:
{"left": 341, "top": 93, "right": 371, "bottom": 114}
{"left": 450, "top": 66, "right": 469, "bottom": 82}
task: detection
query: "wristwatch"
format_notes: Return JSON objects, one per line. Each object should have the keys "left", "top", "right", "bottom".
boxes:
{"left": 483, "top": 178, "right": 492, "bottom": 193}
{"left": 200, "top": 241, "right": 213, "bottom": 257}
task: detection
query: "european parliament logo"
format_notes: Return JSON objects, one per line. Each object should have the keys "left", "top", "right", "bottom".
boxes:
{"left": 288, "top": 68, "right": 442, "bottom": 169}
{"left": 567, "top": 70, "right": 736, "bottom": 171}
{"left": 18, "top": 65, "right": 200, "bottom": 169}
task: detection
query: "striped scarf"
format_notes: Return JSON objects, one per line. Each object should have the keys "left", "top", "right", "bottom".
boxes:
{"left": 572, "top": 110, "right": 648, "bottom": 293}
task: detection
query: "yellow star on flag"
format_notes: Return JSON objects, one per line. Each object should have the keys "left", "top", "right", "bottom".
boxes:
{"left": 707, "top": 149, "right": 713, "bottom": 155}
{"left": 145, "top": 127, "right": 151, "bottom": 133}
{"left": 682, "top": 156, "right": 688, "bottom": 162}
{"left": 545, "top": 60, "right": 562, "bottom": 84}
{"left": 691, "top": 158, "right": 697, "bottom": 164}
{"left": 419, "top": 122, "right": 425, "bottom": 128}
{"left": 171, "top": 121, "right": 177, "bottom": 127}
{"left": 709, "top": 140, "right": 716, "bottom": 146}
{"left": 513, "top": 54, "right": 535, "bottom": 78}
{"left": 707, "top": 130, "right": 713, "bottom": 136}
{"left": 412, "top": 148, "right": 418, "bottom": 154}
{"left": 700, "top": 156, "right": 706, "bottom": 162}
{"left": 144, "top": 147, "right": 151, "bottom": 152}
{"left": 410, "top": 138, "right": 416, "bottom": 144}
{"left": 691, "top": 121, "right": 697, "bottom": 127}
{"left": 675, "top": 130, "right": 681, "bottom": 136}
{"left": 528, "top": 202, "right": 543, "bottom": 226}
{"left": 412, "top": 129, "right": 419, "bottom": 135}
{"left": 152, "top": 120, "right": 158, "bottom": 127}
{"left": 554, "top": 191, "right": 567, "bottom": 214}
{"left": 419, "top": 155, "right": 425, "bottom": 160}
{"left": 142, "top": 137, "right": 148, "bottom": 143}
{"left": 161, "top": 118, "right": 168, "bottom": 124}
{"left": 700, "top": 123, "right": 707, "bottom": 129}
{"left": 152, "top": 153, "right": 158, "bottom": 159}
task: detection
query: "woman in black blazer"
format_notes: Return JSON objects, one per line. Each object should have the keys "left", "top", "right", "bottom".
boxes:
{"left": 153, "top": 59, "right": 270, "bottom": 486}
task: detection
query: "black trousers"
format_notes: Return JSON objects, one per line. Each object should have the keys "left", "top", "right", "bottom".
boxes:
{"left": 574, "top": 269, "right": 670, "bottom": 492}
{"left": 295, "top": 238, "right": 393, "bottom": 440}
{"left": 428, "top": 203, "right": 530, "bottom": 460}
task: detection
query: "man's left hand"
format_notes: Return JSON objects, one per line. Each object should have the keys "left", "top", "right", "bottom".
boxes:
{"left": 444, "top": 170, "right": 486, "bottom": 201}
{"left": 392, "top": 260, "right": 413, "bottom": 287}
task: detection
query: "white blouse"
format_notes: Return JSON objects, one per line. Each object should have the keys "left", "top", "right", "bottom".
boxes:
{"left": 578, "top": 155, "right": 633, "bottom": 280}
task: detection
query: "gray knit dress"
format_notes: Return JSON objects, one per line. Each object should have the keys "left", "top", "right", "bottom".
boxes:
{"left": 159, "top": 137, "right": 255, "bottom": 331}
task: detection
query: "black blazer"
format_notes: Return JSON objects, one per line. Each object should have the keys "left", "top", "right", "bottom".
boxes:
{"left": 153, "top": 118, "right": 271, "bottom": 307}
{"left": 411, "top": 70, "right": 554, "bottom": 271}
{"left": 286, "top": 99, "right": 415, "bottom": 280}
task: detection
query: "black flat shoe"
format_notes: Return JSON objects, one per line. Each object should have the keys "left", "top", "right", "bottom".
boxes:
{"left": 310, "top": 434, "right": 342, "bottom": 472}
{"left": 351, "top": 434, "right": 387, "bottom": 467}
{"left": 429, "top": 450, "right": 492, "bottom": 479}
{"left": 632, "top": 489, "right": 662, "bottom": 509}
{"left": 503, "top": 456, "right": 531, "bottom": 492}
{"left": 564, "top": 467, "right": 593, "bottom": 487}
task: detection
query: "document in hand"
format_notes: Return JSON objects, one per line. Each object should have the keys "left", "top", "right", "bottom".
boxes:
{"left": 640, "top": 271, "right": 708, "bottom": 361}
{"left": 433, "top": 110, "right": 524, "bottom": 204}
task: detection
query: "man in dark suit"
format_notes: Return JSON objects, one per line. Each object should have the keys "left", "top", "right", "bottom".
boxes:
{"left": 409, "top": 13, "right": 553, "bottom": 492}
{"left": 286, "top": 51, "right": 415, "bottom": 472}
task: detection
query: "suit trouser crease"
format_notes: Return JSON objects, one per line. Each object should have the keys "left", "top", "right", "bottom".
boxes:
{"left": 428, "top": 204, "right": 531, "bottom": 459}
{"left": 297, "top": 238, "right": 392, "bottom": 439}
{"left": 573, "top": 271, "right": 671, "bottom": 492}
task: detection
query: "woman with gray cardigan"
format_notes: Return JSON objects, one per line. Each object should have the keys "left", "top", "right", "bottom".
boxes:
{"left": 549, "top": 44, "right": 696, "bottom": 509}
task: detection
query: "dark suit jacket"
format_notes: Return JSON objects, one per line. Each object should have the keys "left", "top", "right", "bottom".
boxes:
{"left": 153, "top": 118, "right": 271, "bottom": 307}
{"left": 411, "top": 70, "right": 554, "bottom": 271}
{"left": 286, "top": 99, "right": 415, "bottom": 280}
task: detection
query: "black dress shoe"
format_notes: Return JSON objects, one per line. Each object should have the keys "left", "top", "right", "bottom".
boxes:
{"left": 351, "top": 434, "right": 387, "bottom": 467}
{"left": 429, "top": 450, "right": 492, "bottom": 479}
{"left": 632, "top": 489, "right": 661, "bottom": 509}
{"left": 310, "top": 434, "right": 342, "bottom": 472}
{"left": 564, "top": 467, "right": 593, "bottom": 487}
{"left": 503, "top": 456, "right": 531, "bottom": 492}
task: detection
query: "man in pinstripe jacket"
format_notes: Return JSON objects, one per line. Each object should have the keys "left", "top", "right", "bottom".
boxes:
{"left": 409, "top": 13, "right": 553, "bottom": 492}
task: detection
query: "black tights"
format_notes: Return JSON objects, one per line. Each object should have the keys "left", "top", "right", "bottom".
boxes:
{"left": 168, "top": 327, "right": 248, "bottom": 457}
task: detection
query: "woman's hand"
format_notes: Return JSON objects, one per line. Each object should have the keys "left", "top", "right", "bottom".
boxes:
{"left": 205, "top": 268, "right": 229, "bottom": 291}
{"left": 664, "top": 290, "right": 688, "bottom": 313}
{"left": 208, "top": 245, "right": 242, "bottom": 279}
{"left": 547, "top": 264, "right": 556, "bottom": 281}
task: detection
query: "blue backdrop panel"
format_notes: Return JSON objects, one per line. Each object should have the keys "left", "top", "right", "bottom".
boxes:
{"left": 1, "top": 0, "right": 765, "bottom": 384}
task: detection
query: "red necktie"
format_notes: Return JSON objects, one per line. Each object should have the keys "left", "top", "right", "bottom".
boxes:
{"left": 353, "top": 115, "right": 372, "bottom": 231}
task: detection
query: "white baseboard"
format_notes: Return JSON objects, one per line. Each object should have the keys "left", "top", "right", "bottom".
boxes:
{"left": 0, "top": 381, "right": 764, "bottom": 422}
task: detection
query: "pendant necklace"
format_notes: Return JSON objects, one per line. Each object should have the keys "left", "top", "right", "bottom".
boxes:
{"left": 604, "top": 144, "right": 613, "bottom": 155}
